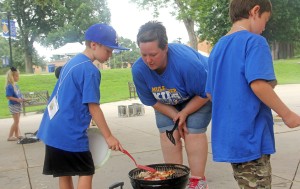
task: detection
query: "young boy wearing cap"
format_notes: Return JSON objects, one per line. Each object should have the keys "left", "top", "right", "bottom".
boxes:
{"left": 206, "top": 0, "right": 300, "bottom": 188}
{"left": 37, "top": 23, "right": 128, "bottom": 189}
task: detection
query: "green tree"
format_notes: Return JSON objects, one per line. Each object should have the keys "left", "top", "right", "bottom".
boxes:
{"left": 109, "top": 37, "right": 140, "bottom": 69}
{"left": 196, "top": 0, "right": 300, "bottom": 59}
{"left": 131, "top": 0, "right": 300, "bottom": 59}
{"left": 194, "top": 0, "right": 230, "bottom": 45}
{"left": 131, "top": 0, "right": 199, "bottom": 50}
{"left": 1, "top": 0, "right": 110, "bottom": 73}
{"left": 263, "top": 0, "right": 300, "bottom": 59}
{"left": 0, "top": 36, "right": 45, "bottom": 72}
{"left": 40, "top": 0, "right": 111, "bottom": 48}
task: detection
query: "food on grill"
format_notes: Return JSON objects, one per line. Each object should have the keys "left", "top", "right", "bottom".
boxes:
{"left": 137, "top": 170, "right": 176, "bottom": 180}
{"left": 129, "top": 164, "right": 190, "bottom": 189}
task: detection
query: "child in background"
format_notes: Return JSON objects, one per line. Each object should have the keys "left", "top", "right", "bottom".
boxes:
{"left": 205, "top": 0, "right": 300, "bottom": 188}
{"left": 5, "top": 67, "right": 25, "bottom": 141}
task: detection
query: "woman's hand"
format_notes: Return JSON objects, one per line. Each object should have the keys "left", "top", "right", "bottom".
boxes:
{"left": 173, "top": 111, "right": 188, "bottom": 139}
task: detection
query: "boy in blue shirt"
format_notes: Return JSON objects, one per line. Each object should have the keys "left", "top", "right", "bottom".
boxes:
{"left": 205, "top": 0, "right": 300, "bottom": 188}
{"left": 37, "top": 24, "right": 128, "bottom": 189}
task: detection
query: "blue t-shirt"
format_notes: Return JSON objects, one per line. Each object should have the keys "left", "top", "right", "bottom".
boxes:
{"left": 6, "top": 84, "right": 22, "bottom": 105}
{"left": 205, "top": 31, "right": 276, "bottom": 163}
{"left": 37, "top": 53, "right": 101, "bottom": 152}
{"left": 132, "top": 43, "right": 208, "bottom": 106}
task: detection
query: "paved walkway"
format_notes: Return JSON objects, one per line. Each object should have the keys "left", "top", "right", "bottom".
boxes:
{"left": 0, "top": 84, "right": 299, "bottom": 189}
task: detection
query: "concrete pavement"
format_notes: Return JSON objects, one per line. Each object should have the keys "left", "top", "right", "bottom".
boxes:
{"left": 0, "top": 84, "right": 300, "bottom": 189}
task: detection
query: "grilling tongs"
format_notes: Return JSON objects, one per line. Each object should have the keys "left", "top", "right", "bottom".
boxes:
{"left": 122, "top": 149, "right": 156, "bottom": 173}
{"left": 166, "top": 120, "right": 179, "bottom": 145}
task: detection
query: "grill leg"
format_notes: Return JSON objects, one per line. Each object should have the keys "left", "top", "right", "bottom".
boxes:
{"left": 109, "top": 182, "right": 124, "bottom": 189}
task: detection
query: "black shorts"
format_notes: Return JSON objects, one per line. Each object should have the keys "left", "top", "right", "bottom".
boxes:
{"left": 43, "top": 145, "right": 95, "bottom": 177}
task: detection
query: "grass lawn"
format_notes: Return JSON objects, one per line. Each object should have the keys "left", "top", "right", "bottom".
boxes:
{"left": 274, "top": 59, "right": 300, "bottom": 84}
{"left": 0, "top": 68, "right": 133, "bottom": 118}
{"left": 0, "top": 58, "right": 300, "bottom": 118}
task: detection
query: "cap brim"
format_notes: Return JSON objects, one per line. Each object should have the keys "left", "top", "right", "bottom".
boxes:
{"left": 105, "top": 45, "right": 130, "bottom": 51}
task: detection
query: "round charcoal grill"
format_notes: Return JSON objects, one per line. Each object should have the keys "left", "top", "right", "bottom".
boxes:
{"left": 128, "top": 163, "right": 190, "bottom": 189}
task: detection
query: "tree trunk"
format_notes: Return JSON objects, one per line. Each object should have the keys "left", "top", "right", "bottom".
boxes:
{"left": 24, "top": 51, "right": 33, "bottom": 73}
{"left": 174, "top": 0, "right": 198, "bottom": 50}
{"left": 24, "top": 37, "right": 34, "bottom": 73}
{"left": 271, "top": 41, "right": 294, "bottom": 60}
{"left": 182, "top": 18, "right": 198, "bottom": 50}
{"left": 271, "top": 42, "right": 279, "bottom": 60}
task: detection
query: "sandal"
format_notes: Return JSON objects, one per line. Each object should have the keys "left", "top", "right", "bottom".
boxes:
{"left": 18, "top": 136, "right": 24, "bottom": 139}
{"left": 7, "top": 136, "right": 18, "bottom": 141}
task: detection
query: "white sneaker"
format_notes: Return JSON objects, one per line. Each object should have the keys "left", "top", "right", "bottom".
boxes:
{"left": 187, "top": 176, "right": 208, "bottom": 189}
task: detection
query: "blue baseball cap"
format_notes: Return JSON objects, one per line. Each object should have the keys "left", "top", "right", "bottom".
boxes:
{"left": 85, "top": 23, "right": 129, "bottom": 50}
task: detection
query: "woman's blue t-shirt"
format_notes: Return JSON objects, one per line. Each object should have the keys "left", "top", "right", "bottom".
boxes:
{"left": 132, "top": 43, "right": 208, "bottom": 106}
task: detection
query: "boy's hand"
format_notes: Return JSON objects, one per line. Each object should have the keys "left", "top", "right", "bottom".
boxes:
{"left": 106, "top": 135, "right": 123, "bottom": 151}
{"left": 281, "top": 111, "right": 300, "bottom": 128}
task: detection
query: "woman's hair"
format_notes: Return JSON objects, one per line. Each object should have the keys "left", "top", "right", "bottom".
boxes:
{"left": 5, "top": 67, "right": 19, "bottom": 89}
{"left": 229, "top": 0, "right": 272, "bottom": 23}
{"left": 136, "top": 21, "right": 168, "bottom": 49}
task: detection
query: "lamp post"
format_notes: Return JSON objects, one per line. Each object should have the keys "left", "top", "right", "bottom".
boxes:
{"left": 7, "top": 12, "right": 13, "bottom": 66}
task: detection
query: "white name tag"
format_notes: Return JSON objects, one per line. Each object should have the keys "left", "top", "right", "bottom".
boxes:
{"left": 48, "top": 96, "right": 59, "bottom": 120}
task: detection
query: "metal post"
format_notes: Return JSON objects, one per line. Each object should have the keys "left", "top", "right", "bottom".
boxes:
{"left": 7, "top": 12, "right": 13, "bottom": 66}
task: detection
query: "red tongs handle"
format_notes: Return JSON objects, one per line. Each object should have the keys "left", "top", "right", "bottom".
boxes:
{"left": 122, "top": 149, "right": 138, "bottom": 166}
{"left": 122, "top": 149, "right": 156, "bottom": 173}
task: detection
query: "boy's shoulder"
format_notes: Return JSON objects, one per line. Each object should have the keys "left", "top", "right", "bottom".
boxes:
{"left": 218, "top": 31, "right": 267, "bottom": 46}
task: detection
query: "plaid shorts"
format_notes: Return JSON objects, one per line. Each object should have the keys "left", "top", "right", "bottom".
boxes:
{"left": 9, "top": 104, "right": 22, "bottom": 114}
{"left": 231, "top": 155, "right": 272, "bottom": 189}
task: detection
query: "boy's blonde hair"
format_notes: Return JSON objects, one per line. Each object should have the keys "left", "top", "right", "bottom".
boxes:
{"left": 229, "top": 0, "right": 272, "bottom": 23}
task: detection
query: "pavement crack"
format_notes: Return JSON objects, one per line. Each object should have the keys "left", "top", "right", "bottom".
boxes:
{"left": 22, "top": 144, "right": 33, "bottom": 189}
{"left": 289, "top": 159, "right": 300, "bottom": 189}
{"left": 275, "top": 128, "right": 300, "bottom": 134}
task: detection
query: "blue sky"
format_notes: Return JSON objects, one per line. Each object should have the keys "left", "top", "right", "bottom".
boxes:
{"left": 35, "top": 0, "right": 189, "bottom": 60}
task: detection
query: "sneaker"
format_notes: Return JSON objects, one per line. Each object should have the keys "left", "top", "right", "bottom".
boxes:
{"left": 187, "top": 176, "right": 208, "bottom": 189}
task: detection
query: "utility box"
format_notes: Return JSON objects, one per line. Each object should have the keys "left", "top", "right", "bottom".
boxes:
{"left": 132, "top": 103, "right": 145, "bottom": 116}
{"left": 118, "top": 103, "right": 145, "bottom": 117}
{"left": 118, "top": 105, "right": 128, "bottom": 117}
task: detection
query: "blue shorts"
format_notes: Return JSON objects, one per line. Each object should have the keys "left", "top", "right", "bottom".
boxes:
{"left": 154, "top": 101, "right": 212, "bottom": 134}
